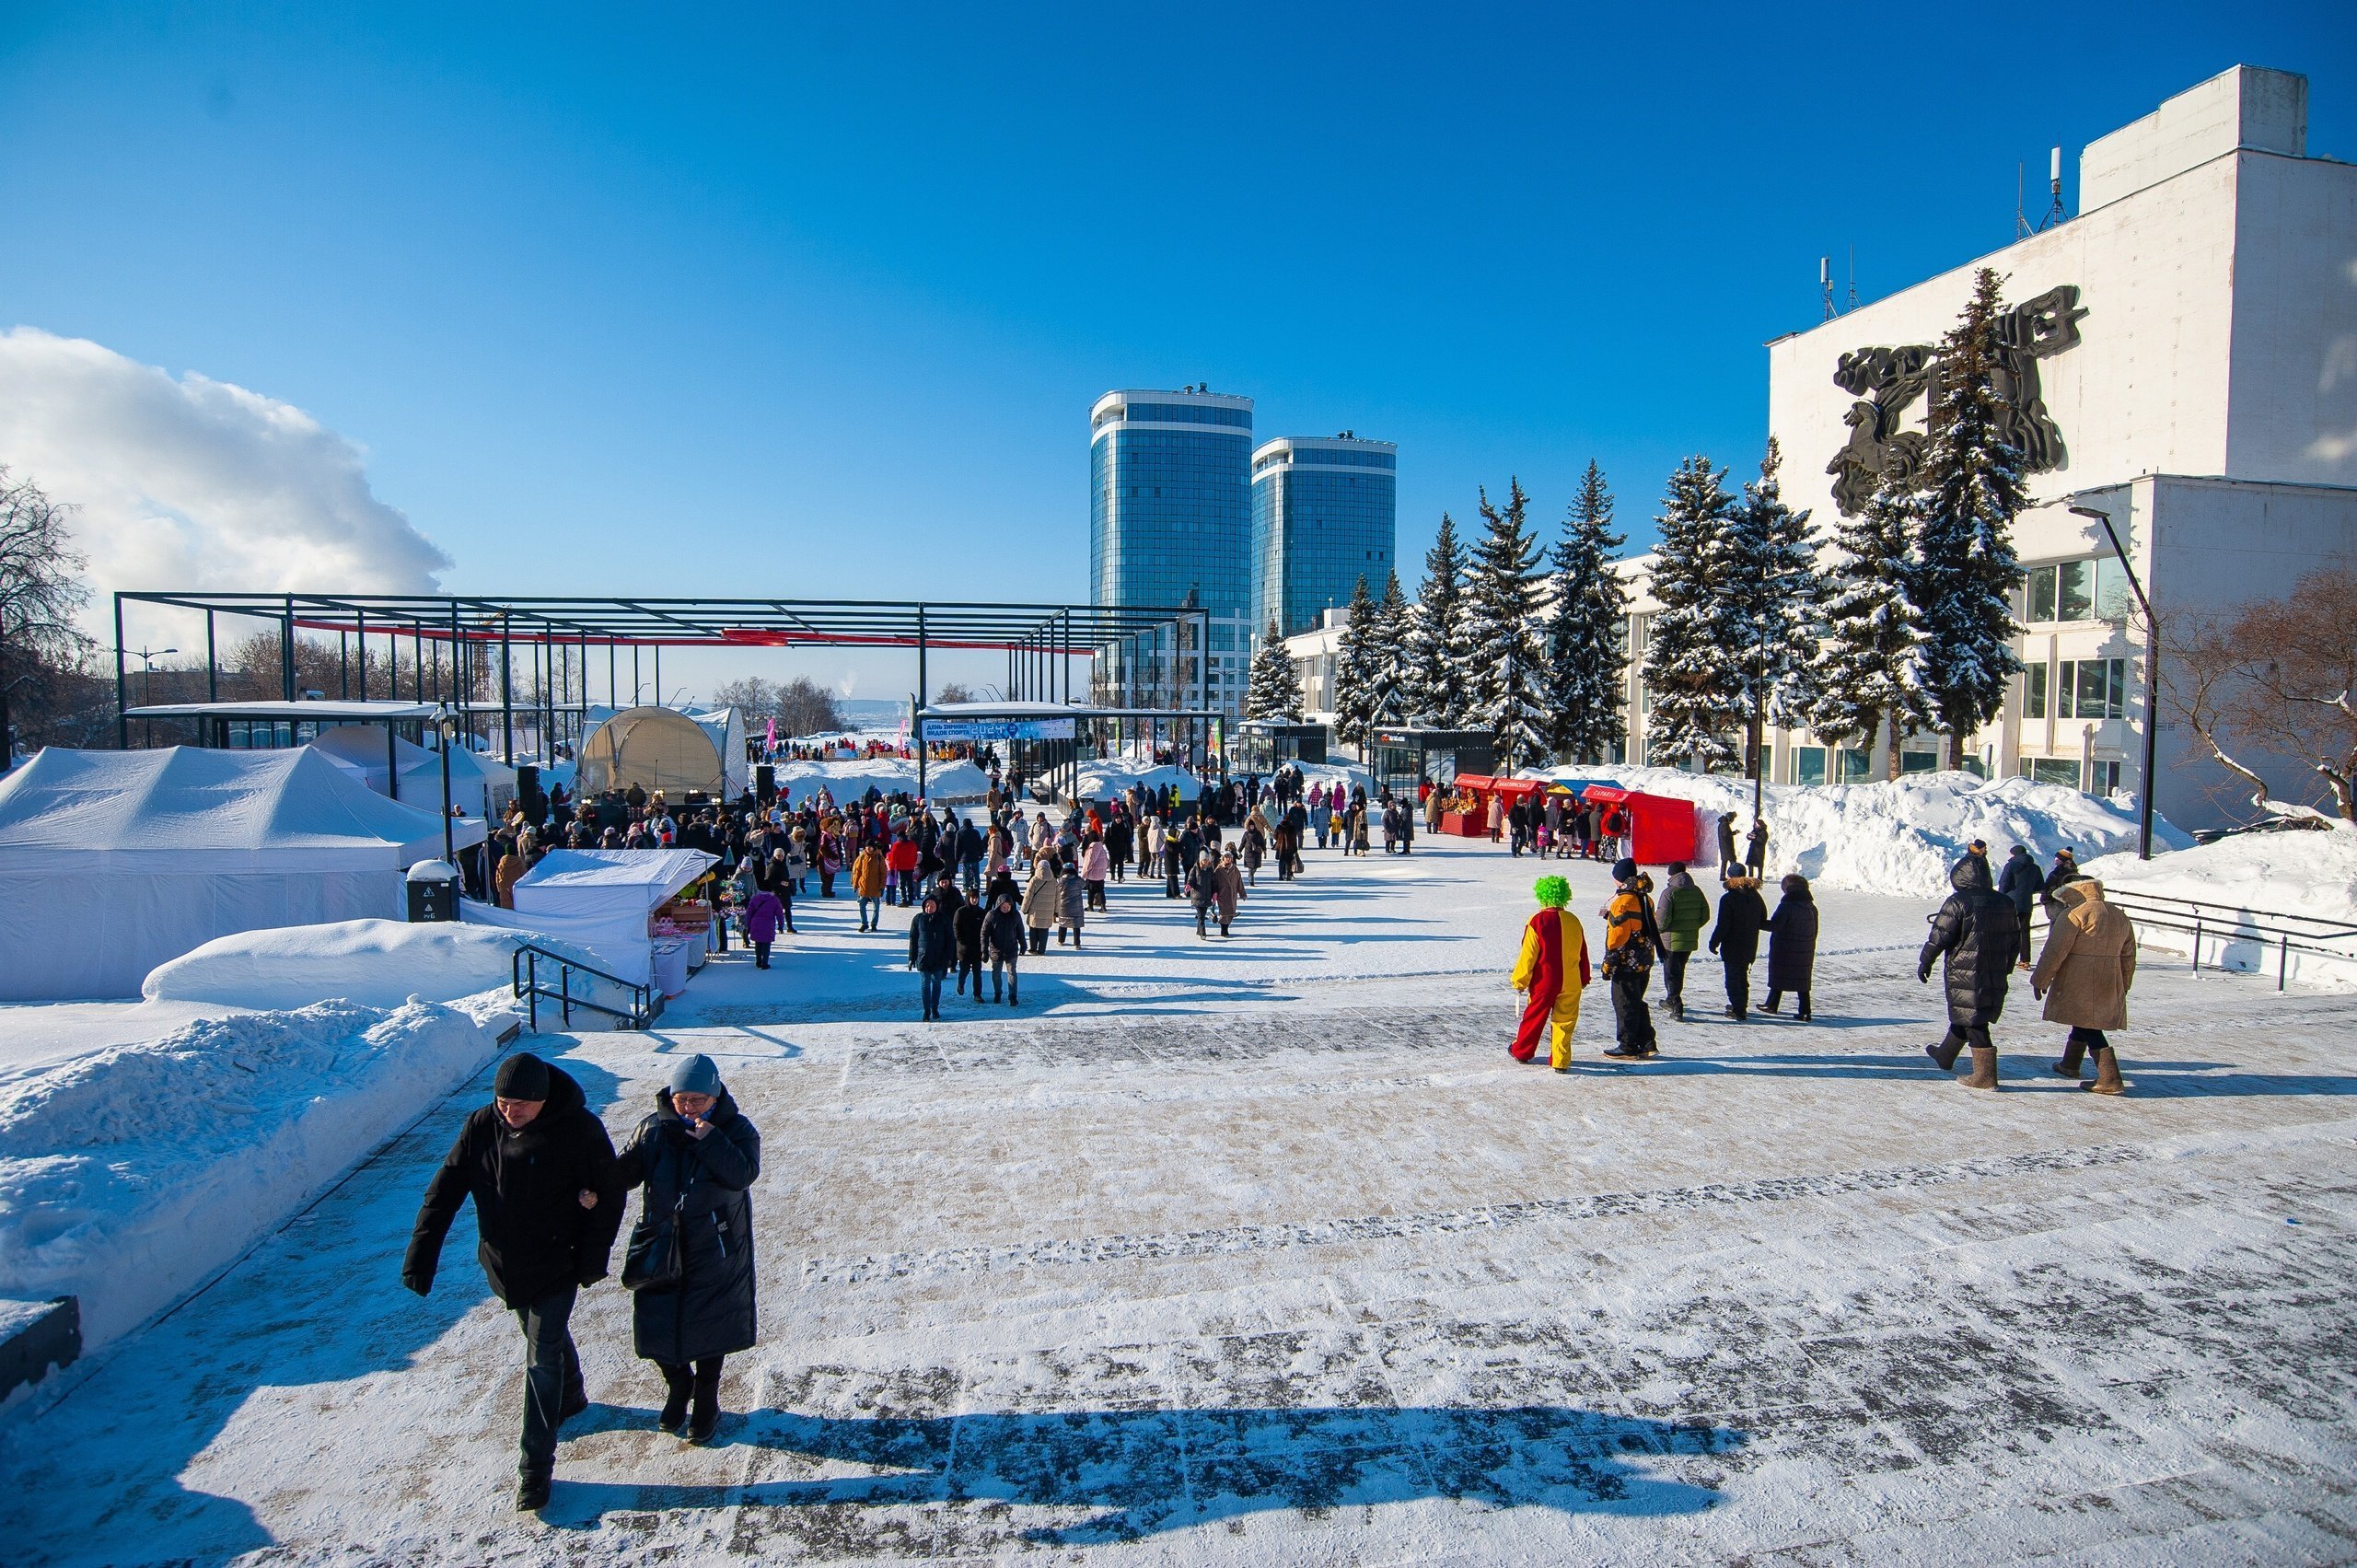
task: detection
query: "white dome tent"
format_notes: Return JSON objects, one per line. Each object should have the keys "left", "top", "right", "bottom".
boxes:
{"left": 575, "top": 704, "right": 747, "bottom": 799}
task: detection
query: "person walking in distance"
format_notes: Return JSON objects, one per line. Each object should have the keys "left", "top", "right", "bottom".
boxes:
{"left": 1919, "top": 853, "right": 2020, "bottom": 1088}
{"left": 1998, "top": 843, "right": 2046, "bottom": 969}
{"left": 1600, "top": 858, "right": 1664, "bottom": 1059}
{"left": 742, "top": 886, "right": 784, "bottom": 970}
{"left": 1510, "top": 874, "right": 1591, "bottom": 1071}
{"left": 1709, "top": 872, "right": 1768, "bottom": 1022}
{"left": 982, "top": 889, "right": 1025, "bottom": 1005}
{"left": 1761, "top": 873, "right": 1818, "bottom": 1021}
{"left": 612, "top": 1054, "right": 761, "bottom": 1446}
{"left": 1715, "top": 811, "right": 1739, "bottom": 878}
{"left": 1744, "top": 816, "right": 1770, "bottom": 877}
{"left": 403, "top": 1052, "right": 621, "bottom": 1511}
{"left": 907, "top": 890, "right": 956, "bottom": 1020}
{"left": 2030, "top": 878, "right": 2137, "bottom": 1094}
{"left": 952, "top": 889, "right": 985, "bottom": 1003}
{"left": 1024, "top": 854, "right": 1061, "bottom": 954}
{"left": 1188, "top": 850, "right": 1220, "bottom": 938}
{"left": 851, "top": 840, "right": 886, "bottom": 933}
{"left": 1654, "top": 860, "right": 1708, "bottom": 1023}
{"left": 1212, "top": 845, "right": 1246, "bottom": 937}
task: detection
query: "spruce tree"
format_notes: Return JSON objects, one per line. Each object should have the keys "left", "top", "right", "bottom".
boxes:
{"left": 1724, "top": 439, "right": 1822, "bottom": 778}
{"left": 1544, "top": 461, "right": 1629, "bottom": 763}
{"left": 1465, "top": 479, "right": 1549, "bottom": 773}
{"left": 1244, "top": 617, "right": 1302, "bottom": 722}
{"left": 1403, "top": 513, "right": 1469, "bottom": 726}
{"left": 1911, "top": 267, "right": 2027, "bottom": 769}
{"left": 1331, "top": 573, "right": 1382, "bottom": 756}
{"left": 1372, "top": 568, "right": 1412, "bottom": 725}
{"left": 1638, "top": 456, "right": 1747, "bottom": 771}
{"left": 1807, "top": 465, "right": 1933, "bottom": 780}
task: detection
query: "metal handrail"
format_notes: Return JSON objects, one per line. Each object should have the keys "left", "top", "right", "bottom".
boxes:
{"left": 510, "top": 943, "right": 657, "bottom": 1031}
{"left": 2028, "top": 885, "right": 2357, "bottom": 992}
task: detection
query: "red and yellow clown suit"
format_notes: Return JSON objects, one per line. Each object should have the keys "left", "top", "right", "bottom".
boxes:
{"left": 1511, "top": 905, "right": 1591, "bottom": 1067}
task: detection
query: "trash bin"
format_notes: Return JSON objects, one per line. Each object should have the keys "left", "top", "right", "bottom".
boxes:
{"left": 405, "top": 860, "right": 459, "bottom": 923}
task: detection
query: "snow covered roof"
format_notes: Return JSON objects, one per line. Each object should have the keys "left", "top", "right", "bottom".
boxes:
{"left": 0, "top": 746, "right": 482, "bottom": 872}
{"left": 512, "top": 847, "right": 717, "bottom": 910}
{"left": 121, "top": 699, "right": 445, "bottom": 721}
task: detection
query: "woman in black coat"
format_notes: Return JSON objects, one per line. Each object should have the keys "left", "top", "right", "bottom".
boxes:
{"left": 1762, "top": 873, "right": 1818, "bottom": 1020}
{"left": 1707, "top": 874, "right": 1769, "bottom": 1021}
{"left": 1918, "top": 854, "right": 2019, "bottom": 1087}
{"left": 614, "top": 1053, "right": 761, "bottom": 1443}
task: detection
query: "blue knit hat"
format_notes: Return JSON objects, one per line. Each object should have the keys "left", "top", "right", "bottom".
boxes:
{"left": 668, "top": 1053, "right": 722, "bottom": 1098}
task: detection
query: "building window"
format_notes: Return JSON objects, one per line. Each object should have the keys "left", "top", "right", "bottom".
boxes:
{"left": 1899, "top": 749, "right": 1940, "bottom": 774}
{"left": 2019, "top": 757, "right": 2081, "bottom": 787}
{"left": 2088, "top": 761, "right": 2122, "bottom": 795}
{"left": 1836, "top": 749, "right": 1875, "bottom": 784}
{"left": 2026, "top": 558, "right": 2132, "bottom": 624}
{"left": 2057, "top": 657, "right": 2127, "bottom": 719}
{"left": 2025, "top": 660, "right": 2048, "bottom": 719}
{"left": 1792, "top": 746, "right": 1827, "bottom": 786}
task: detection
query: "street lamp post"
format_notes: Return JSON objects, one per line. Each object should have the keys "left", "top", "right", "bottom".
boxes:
{"left": 2067, "top": 503, "right": 2160, "bottom": 860}
{"left": 132, "top": 645, "right": 178, "bottom": 748}
{"left": 431, "top": 701, "right": 458, "bottom": 869}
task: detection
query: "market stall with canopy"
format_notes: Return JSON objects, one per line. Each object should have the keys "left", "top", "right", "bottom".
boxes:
{"left": 1577, "top": 784, "right": 1700, "bottom": 865}
{"left": 462, "top": 846, "right": 716, "bottom": 989}
{"left": 0, "top": 746, "right": 484, "bottom": 1001}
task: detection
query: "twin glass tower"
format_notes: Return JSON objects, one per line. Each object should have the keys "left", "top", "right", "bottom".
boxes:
{"left": 1089, "top": 388, "right": 1397, "bottom": 712}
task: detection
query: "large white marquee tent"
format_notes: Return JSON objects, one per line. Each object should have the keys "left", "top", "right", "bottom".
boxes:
{"left": 0, "top": 747, "right": 485, "bottom": 1001}
{"left": 575, "top": 705, "right": 748, "bottom": 799}
{"left": 308, "top": 724, "right": 518, "bottom": 819}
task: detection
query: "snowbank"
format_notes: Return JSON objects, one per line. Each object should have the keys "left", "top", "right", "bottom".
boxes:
{"left": 771, "top": 758, "right": 991, "bottom": 805}
{"left": 0, "top": 995, "right": 504, "bottom": 1353}
{"left": 1063, "top": 762, "right": 1208, "bottom": 805}
{"left": 2084, "top": 823, "right": 2357, "bottom": 989}
{"left": 142, "top": 918, "right": 606, "bottom": 1011}
{"left": 1539, "top": 764, "right": 2187, "bottom": 900}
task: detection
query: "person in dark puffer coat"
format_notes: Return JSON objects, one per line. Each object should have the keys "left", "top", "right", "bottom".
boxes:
{"left": 1708, "top": 873, "right": 1769, "bottom": 1021}
{"left": 1761, "top": 873, "right": 1818, "bottom": 1020}
{"left": 612, "top": 1053, "right": 761, "bottom": 1445}
{"left": 404, "top": 1053, "right": 621, "bottom": 1511}
{"left": 1919, "top": 854, "right": 2019, "bottom": 1088}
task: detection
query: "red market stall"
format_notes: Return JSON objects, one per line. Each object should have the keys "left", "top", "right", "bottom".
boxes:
{"left": 1578, "top": 784, "right": 1698, "bottom": 865}
{"left": 1437, "top": 774, "right": 1550, "bottom": 838}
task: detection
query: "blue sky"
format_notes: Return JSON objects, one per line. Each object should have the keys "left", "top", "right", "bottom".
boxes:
{"left": 4, "top": 3, "right": 2352, "bottom": 697}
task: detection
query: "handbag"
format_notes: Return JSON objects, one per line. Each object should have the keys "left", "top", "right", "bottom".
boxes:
{"left": 621, "top": 1193, "right": 686, "bottom": 1293}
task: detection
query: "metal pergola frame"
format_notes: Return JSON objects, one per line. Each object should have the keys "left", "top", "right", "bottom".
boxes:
{"left": 111, "top": 591, "right": 1211, "bottom": 797}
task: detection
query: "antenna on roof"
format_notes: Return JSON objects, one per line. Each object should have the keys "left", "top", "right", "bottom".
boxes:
{"left": 1846, "top": 245, "right": 1857, "bottom": 311}
{"left": 1821, "top": 256, "right": 1836, "bottom": 321}
{"left": 2016, "top": 161, "right": 2032, "bottom": 238}
{"left": 2037, "top": 146, "right": 2066, "bottom": 231}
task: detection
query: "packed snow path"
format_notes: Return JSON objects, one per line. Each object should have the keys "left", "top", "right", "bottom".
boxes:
{"left": 5, "top": 848, "right": 2355, "bottom": 1562}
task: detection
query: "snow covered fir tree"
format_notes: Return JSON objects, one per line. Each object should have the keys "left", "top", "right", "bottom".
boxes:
{"left": 1544, "top": 461, "right": 1628, "bottom": 764}
{"left": 1244, "top": 617, "right": 1303, "bottom": 722}
{"left": 1465, "top": 480, "right": 1549, "bottom": 774}
{"left": 1637, "top": 456, "right": 1747, "bottom": 771}
{"left": 1402, "top": 513, "right": 1471, "bottom": 727}
{"left": 1329, "top": 573, "right": 1384, "bottom": 754}
{"left": 1373, "top": 568, "right": 1412, "bottom": 726}
{"left": 1808, "top": 463, "right": 1933, "bottom": 780}
{"left": 1724, "top": 440, "right": 1821, "bottom": 775}
{"left": 1910, "top": 266, "right": 2028, "bottom": 767}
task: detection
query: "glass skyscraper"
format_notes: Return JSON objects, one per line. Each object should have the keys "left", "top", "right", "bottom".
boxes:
{"left": 1090, "top": 389, "right": 1255, "bottom": 713}
{"left": 1248, "top": 436, "right": 1399, "bottom": 643}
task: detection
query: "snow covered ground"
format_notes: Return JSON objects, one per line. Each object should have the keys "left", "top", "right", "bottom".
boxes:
{"left": 3, "top": 835, "right": 2352, "bottom": 1562}
{"left": 2087, "top": 821, "right": 2357, "bottom": 989}
{"left": 1542, "top": 763, "right": 2187, "bottom": 899}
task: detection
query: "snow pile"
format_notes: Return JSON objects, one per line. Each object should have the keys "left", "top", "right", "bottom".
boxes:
{"left": 771, "top": 758, "right": 991, "bottom": 805}
{"left": 1540, "top": 764, "right": 2187, "bottom": 900}
{"left": 0, "top": 996, "right": 501, "bottom": 1351}
{"left": 2085, "top": 821, "right": 2357, "bottom": 988}
{"left": 1064, "top": 762, "right": 1209, "bottom": 805}
{"left": 142, "top": 917, "right": 605, "bottom": 1012}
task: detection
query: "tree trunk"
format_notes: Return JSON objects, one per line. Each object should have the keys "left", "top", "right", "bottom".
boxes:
{"left": 1946, "top": 730, "right": 1968, "bottom": 771}
{"left": 1884, "top": 715, "right": 1903, "bottom": 782}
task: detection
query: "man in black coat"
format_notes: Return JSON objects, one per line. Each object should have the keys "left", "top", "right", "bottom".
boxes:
{"left": 1997, "top": 844, "right": 2046, "bottom": 968}
{"left": 404, "top": 1053, "right": 621, "bottom": 1510}
{"left": 1708, "top": 874, "right": 1769, "bottom": 1021}
{"left": 981, "top": 890, "right": 1025, "bottom": 1005}
{"left": 1920, "top": 854, "right": 2020, "bottom": 1087}
{"left": 908, "top": 891, "right": 957, "bottom": 1020}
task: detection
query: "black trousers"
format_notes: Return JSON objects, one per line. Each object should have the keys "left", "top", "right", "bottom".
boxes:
{"left": 1662, "top": 950, "right": 1689, "bottom": 1006}
{"left": 1028, "top": 926, "right": 1050, "bottom": 954}
{"left": 1765, "top": 986, "right": 1810, "bottom": 1016}
{"left": 1723, "top": 961, "right": 1750, "bottom": 1017}
{"left": 514, "top": 1283, "right": 582, "bottom": 1480}
{"left": 955, "top": 955, "right": 981, "bottom": 995}
{"left": 753, "top": 940, "right": 772, "bottom": 969}
{"left": 2067, "top": 1026, "right": 2110, "bottom": 1051}
{"left": 1609, "top": 966, "right": 1656, "bottom": 1051}
{"left": 1937, "top": 1022, "right": 1994, "bottom": 1061}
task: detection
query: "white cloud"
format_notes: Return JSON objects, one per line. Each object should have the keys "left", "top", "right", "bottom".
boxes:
{"left": 0, "top": 328, "right": 450, "bottom": 623}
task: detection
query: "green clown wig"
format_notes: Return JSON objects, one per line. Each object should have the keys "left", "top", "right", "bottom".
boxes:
{"left": 1531, "top": 876, "right": 1572, "bottom": 909}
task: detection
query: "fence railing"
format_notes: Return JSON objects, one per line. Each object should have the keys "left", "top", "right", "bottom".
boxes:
{"left": 2030, "top": 886, "right": 2357, "bottom": 991}
{"left": 511, "top": 943, "right": 658, "bottom": 1031}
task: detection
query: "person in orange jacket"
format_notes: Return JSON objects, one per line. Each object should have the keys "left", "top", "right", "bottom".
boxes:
{"left": 1510, "top": 875, "right": 1591, "bottom": 1071}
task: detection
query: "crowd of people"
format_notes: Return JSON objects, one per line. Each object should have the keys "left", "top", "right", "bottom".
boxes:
{"left": 1511, "top": 836, "right": 2131, "bottom": 1097}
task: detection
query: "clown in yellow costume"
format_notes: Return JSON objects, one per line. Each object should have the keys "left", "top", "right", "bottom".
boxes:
{"left": 1510, "top": 875, "right": 1590, "bottom": 1070}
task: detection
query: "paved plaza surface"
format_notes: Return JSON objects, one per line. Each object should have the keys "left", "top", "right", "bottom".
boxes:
{"left": 5, "top": 842, "right": 2354, "bottom": 1563}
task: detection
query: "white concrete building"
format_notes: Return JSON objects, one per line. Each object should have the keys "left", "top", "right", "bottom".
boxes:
{"left": 1613, "top": 64, "right": 2357, "bottom": 831}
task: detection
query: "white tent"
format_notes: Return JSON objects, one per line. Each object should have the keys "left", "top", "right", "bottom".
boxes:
{"left": 0, "top": 746, "right": 486, "bottom": 1001}
{"left": 577, "top": 704, "right": 749, "bottom": 799}
{"left": 460, "top": 846, "right": 714, "bottom": 985}
{"left": 308, "top": 725, "right": 517, "bottom": 819}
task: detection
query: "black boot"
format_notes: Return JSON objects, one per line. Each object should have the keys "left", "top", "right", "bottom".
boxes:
{"left": 2053, "top": 1035, "right": 2088, "bottom": 1078}
{"left": 688, "top": 1359, "right": 723, "bottom": 1444}
{"left": 516, "top": 1471, "right": 551, "bottom": 1511}
{"left": 1926, "top": 1032, "right": 1965, "bottom": 1072}
{"left": 657, "top": 1365, "right": 691, "bottom": 1434}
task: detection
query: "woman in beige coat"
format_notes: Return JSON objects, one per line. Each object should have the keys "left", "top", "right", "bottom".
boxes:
{"left": 2029, "top": 879, "right": 2137, "bottom": 1095}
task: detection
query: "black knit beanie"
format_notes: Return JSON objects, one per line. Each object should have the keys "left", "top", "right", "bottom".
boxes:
{"left": 494, "top": 1053, "right": 552, "bottom": 1100}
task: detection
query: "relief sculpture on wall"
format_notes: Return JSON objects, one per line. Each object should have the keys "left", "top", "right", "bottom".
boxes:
{"left": 1826, "top": 285, "right": 2089, "bottom": 515}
